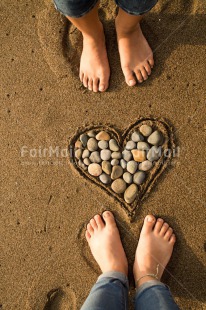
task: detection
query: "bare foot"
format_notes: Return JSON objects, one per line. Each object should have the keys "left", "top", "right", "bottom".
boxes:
{"left": 116, "top": 22, "right": 154, "bottom": 86}
{"left": 79, "top": 22, "right": 110, "bottom": 92}
{"left": 85, "top": 211, "right": 128, "bottom": 275}
{"left": 133, "top": 215, "right": 176, "bottom": 289}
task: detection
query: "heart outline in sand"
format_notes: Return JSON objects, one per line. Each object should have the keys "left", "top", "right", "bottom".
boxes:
{"left": 68, "top": 118, "right": 175, "bottom": 220}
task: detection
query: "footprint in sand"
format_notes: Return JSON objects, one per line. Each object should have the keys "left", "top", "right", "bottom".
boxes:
{"left": 44, "top": 286, "right": 76, "bottom": 310}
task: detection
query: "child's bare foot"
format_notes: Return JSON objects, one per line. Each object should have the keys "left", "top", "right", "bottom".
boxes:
{"left": 85, "top": 211, "right": 128, "bottom": 275}
{"left": 116, "top": 21, "right": 154, "bottom": 86}
{"left": 79, "top": 22, "right": 110, "bottom": 92}
{"left": 133, "top": 215, "right": 176, "bottom": 289}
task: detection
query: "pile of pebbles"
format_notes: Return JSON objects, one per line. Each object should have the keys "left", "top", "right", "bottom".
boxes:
{"left": 74, "top": 125, "right": 164, "bottom": 204}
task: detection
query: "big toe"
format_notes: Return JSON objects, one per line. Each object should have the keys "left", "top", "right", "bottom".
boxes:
{"left": 102, "top": 211, "right": 116, "bottom": 227}
{"left": 123, "top": 67, "right": 136, "bottom": 86}
{"left": 142, "top": 215, "right": 156, "bottom": 234}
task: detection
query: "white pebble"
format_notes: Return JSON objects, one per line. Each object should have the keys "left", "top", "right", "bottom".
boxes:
{"left": 131, "top": 131, "right": 144, "bottom": 142}
{"left": 139, "top": 125, "right": 152, "bottom": 137}
{"left": 88, "top": 163, "right": 102, "bottom": 176}
{"left": 100, "top": 149, "right": 111, "bottom": 161}
{"left": 126, "top": 140, "right": 136, "bottom": 150}
{"left": 123, "top": 172, "right": 133, "bottom": 184}
{"left": 89, "top": 151, "right": 101, "bottom": 163}
{"left": 127, "top": 160, "right": 138, "bottom": 174}
{"left": 139, "top": 160, "right": 153, "bottom": 171}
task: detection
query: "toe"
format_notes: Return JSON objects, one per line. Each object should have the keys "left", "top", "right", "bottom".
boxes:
{"left": 83, "top": 76, "right": 88, "bottom": 88}
{"left": 142, "top": 215, "right": 156, "bottom": 234}
{"left": 169, "top": 234, "right": 176, "bottom": 244}
{"left": 85, "top": 230, "right": 91, "bottom": 242}
{"left": 88, "top": 79, "right": 93, "bottom": 91}
{"left": 123, "top": 67, "right": 136, "bottom": 86}
{"left": 80, "top": 72, "right": 83, "bottom": 83}
{"left": 102, "top": 211, "right": 116, "bottom": 227}
{"left": 159, "top": 222, "right": 169, "bottom": 236}
{"left": 93, "top": 78, "right": 99, "bottom": 93}
{"left": 90, "top": 218, "right": 98, "bottom": 230}
{"left": 140, "top": 67, "right": 148, "bottom": 81}
{"left": 164, "top": 227, "right": 173, "bottom": 241}
{"left": 148, "top": 57, "right": 154, "bottom": 68}
{"left": 99, "top": 77, "right": 108, "bottom": 92}
{"left": 144, "top": 62, "right": 152, "bottom": 76}
{"left": 87, "top": 223, "right": 94, "bottom": 235}
{"left": 94, "top": 214, "right": 105, "bottom": 229}
{"left": 154, "top": 218, "right": 164, "bottom": 233}
{"left": 134, "top": 69, "right": 143, "bottom": 83}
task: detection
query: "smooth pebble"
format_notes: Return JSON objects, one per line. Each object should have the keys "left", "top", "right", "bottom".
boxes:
{"left": 88, "top": 163, "right": 102, "bottom": 176}
{"left": 80, "top": 134, "right": 88, "bottom": 147}
{"left": 75, "top": 140, "right": 83, "bottom": 149}
{"left": 87, "top": 138, "right": 98, "bottom": 151}
{"left": 111, "top": 152, "right": 121, "bottom": 159}
{"left": 147, "top": 146, "right": 162, "bottom": 161}
{"left": 147, "top": 130, "right": 164, "bottom": 146}
{"left": 83, "top": 158, "right": 91, "bottom": 166}
{"left": 132, "top": 149, "right": 146, "bottom": 162}
{"left": 137, "top": 142, "right": 150, "bottom": 151}
{"left": 139, "top": 125, "right": 152, "bottom": 137}
{"left": 133, "top": 171, "right": 146, "bottom": 184}
{"left": 75, "top": 149, "right": 82, "bottom": 159}
{"left": 123, "top": 172, "right": 133, "bottom": 184}
{"left": 87, "top": 130, "right": 96, "bottom": 137}
{"left": 111, "top": 179, "right": 127, "bottom": 194}
{"left": 126, "top": 140, "right": 136, "bottom": 150}
{"left": 131, "top": 131, "right": 144, "bottom": 142}
{"left": 111, "top": 166, "right": 123, "bottom": 180}
{"left": 122, "top": 150, "right": 132, "bottom": 162}
{"left": 98, "top": 140, "right": 108, "bottom": 149}
{"left": 96, "top": 131, "right": 110, "bottom": 141}
{"left": 102, "top": 161, "right": 112, "bottom": 175}
{"left": 111, "top": 159, "right": 119, "bottom": 166}
{"left": 82, "top": 149, "right": 90, "bottom": 159}
{"left": 78, "top": 159, "right": 87, "bottom": 170}
{"left": 100, "top": 149, "right": 111, "bottom": 161}
{"left": 124, "top": 184, "right": 138, "bottom": 204}
{"left": 99, "top": 173, "right": 111, "bottom": 184}
{"left": 89, "top": 151, "right": 101, "bottom": 163}
{"left": 120, "top": 159, "right": 127, "bottom": 169}
{"left": 127, "top": 161, "right": 138, "bottom": 174}
{"left": 139, "top": 160, "right": 153, "bottom": 171}
{"left": 109, "top": 139, "right": 119, "bottom": 151}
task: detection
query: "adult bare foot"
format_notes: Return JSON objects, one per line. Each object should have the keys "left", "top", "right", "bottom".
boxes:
{"left": 85, "top": 211, "right": 128, "bottom": 275}
{"left": 116, "top": 21, "right": 154, "bottom": 86}
{"left": 79, "top": 22, "right": 110, "bottom": 92}
{"left": 133, "top": 215, "right": 176, "bottom": 289}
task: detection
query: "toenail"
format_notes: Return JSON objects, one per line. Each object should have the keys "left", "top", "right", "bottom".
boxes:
{"left": 157, "top": 218, "right": 163, "bottom": 222}
{"left": 147, "top": 216, "right": 154, "bottom": 222}
{"left": 129, "top": 80, "right": 135, "bottom": 86}
{"left": 99, "top": 85, "right": 105, "bottom": 91}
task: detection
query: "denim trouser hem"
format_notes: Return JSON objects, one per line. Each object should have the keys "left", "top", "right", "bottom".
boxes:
{"left": 98, "top": 271, "right": 129, "bottom": 289}
{"left": 53, "top": 0, "right": 99, "bottom": 18}
{"left": 114, "top": 0, "right": 158, "bottom": 16}
{"left": 53, "top": 0, "right": 158, "bottom": 18}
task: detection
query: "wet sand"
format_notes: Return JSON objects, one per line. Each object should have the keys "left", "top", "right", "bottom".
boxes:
{"left": 1, "top": 0, "right": 206, "bottom": 309}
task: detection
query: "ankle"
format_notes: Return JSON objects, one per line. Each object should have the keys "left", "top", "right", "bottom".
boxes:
{"left": 135, "top": 275, "right": 161, "bottom": 289}
{"left": 115, "top": 18, "right": 141, "bottom": 36}
{"left": 82, "top": 21, "right": 104, "bottom": 43}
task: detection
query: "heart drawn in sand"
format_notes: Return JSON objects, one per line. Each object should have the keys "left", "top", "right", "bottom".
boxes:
{"left": 69, "top": 118, "right": 175, "bottom": 220}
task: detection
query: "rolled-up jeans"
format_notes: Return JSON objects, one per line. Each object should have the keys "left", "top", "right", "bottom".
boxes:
{"left": 53, "top": 0, "right": 158, "bottom": 18}
{"left": 81, "top": 271, "right": 180, "bottom": 310}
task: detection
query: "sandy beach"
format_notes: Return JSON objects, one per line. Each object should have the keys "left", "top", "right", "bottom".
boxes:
{"left": 1, "top": 0, "right": 206, "bottom": 309}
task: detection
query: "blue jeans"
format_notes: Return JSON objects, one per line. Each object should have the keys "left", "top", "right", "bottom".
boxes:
{"left": 81, "top": 271, "right": 180, "bottom": 310}
{"left": 53, "top": 0, "right": 158, "bottom": 18}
